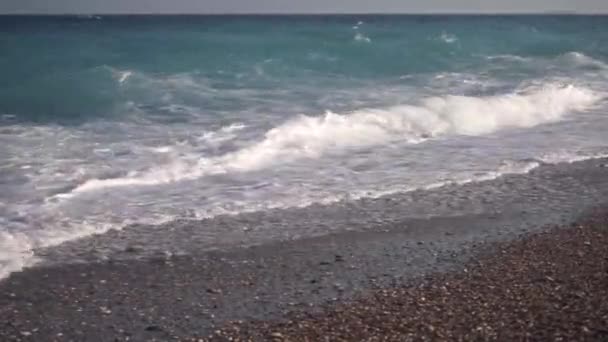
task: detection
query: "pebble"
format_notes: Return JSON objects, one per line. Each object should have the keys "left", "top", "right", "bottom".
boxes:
{"left": 210, "top": 221, "right": 608, "bottom": 341}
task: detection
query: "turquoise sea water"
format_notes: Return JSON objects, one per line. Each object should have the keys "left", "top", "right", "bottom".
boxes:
{"left": 1, "top": 15, "right": 608, "bottom": 277}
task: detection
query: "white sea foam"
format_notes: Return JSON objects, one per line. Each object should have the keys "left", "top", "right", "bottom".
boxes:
{"left": 538, "top": 151, "right": 608, "bottom": 164}
{"left": 561, "top": 52, "right": 608, "bottom": 70}
{"left": 354, "top": 33, "right": 371, "bottom": 43}
{"left": 49, "top": 83, "right": 599, "bottom": 198}
{"left": 485, "top": 54, "right": 530, "bottom": 62}
{"left": 3, "top": 147, "right": 608, "bottom": 280}
{"left": 0, "top": 231, "right": 36, "bottom": 280}
{"left": 486, "top": 52, "right": 608, "bottom": 71}
{"left": 440, "top": 32, "right": 458, "bottom": 44}
{"left": 462, "top": 160, "right": 542, "bottom": 184}
{"left": 151, "top": 146, "right": 173, "bottom": 153}
{"left": 199, "top": 123, "right": 247, "bottom": 146}
{"left": 0, "top": 220, "right": 123, "bottom": 280}
{"left": 105, "top": 67, "right": 134, "bottom": 84}
{"left": 223, "top": 83, "right": 597, "bottom": 170}
{"left": 118, "top": 71, "right": 132, "bottom": 84}
{"left": 352, "top": 20, "right": 364, "bottom": 29}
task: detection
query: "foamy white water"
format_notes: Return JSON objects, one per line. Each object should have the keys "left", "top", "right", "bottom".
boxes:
{"left": 2, "top": 40, "right": 608, "bottom": 279}
{"left": 44, "top": 82, "right": 601, "bottom": 197}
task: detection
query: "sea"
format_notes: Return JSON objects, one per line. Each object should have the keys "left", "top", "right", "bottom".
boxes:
{"left": 1, "top": 15, "right": 608, "bottom": 279}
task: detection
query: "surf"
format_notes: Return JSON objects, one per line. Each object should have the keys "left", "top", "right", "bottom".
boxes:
{"left": 48, "top": 82, "right": 599, "bottom": 199}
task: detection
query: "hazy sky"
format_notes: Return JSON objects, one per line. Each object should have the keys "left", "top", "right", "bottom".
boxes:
{"left": 2, "top": 0, "right": 608, "bottom": 14}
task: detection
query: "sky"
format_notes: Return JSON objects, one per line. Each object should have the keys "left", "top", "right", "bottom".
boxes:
{"left": 1, "top": 0, "right": 608, "bottom": 14}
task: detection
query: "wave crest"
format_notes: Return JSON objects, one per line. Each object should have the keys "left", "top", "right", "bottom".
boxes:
{"left": 561, "top": 51, "right": 608, "bottom": 70}
{"left": 53, "top": 83, "right": 600, "bottom": 196}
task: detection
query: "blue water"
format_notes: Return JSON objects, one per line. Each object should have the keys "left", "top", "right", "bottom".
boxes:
{"left": 1, "top": 15, "right": 608, "bottom": 277}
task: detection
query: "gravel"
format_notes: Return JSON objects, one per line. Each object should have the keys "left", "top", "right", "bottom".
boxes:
{"left": 212, "top": 214, "right": 608, "bottom": 341}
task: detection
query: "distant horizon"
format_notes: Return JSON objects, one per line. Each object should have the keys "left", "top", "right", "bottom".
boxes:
{"left": 1, "top": 11, "right": 606, "bottom": 16}
{"left": 3, "top": 0, "right": 607, "bottom": 16}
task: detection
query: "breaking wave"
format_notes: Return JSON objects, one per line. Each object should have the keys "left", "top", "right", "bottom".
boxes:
{"left": 52, "top": 82, "right": 599, "bottom": 197}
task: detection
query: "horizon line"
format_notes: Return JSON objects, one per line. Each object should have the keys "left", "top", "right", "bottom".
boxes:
{"left": 1, "top": 11, "right": 607, "bottom": 16}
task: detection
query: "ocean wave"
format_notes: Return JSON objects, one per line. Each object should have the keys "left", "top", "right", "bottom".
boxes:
{"left": 484, "top": 54, "right": 531, "bottom": 62}
{"left": 485, "top": 52, "right": 608, "bottom": 71}
{"left": 222, "top": 83, "right": 597, "bottom": 171}
{"left": 53, "top": 162, "right": 201, "bottom": 198}
{"left": 104, "top": 66, "right": 218, "bottom": 96}
{"left": 198, "top": 122, "right": 247, "bottom": 146}
{"left": 49, "top": 83, "right": 599, "bottom": 198}
{"left": 118, "top": 71, "right": 132, "bottom": 84}
{"left": 560, "top": 51, "right": 608, "bottom": 70}
{"left": 105, "top": 66, "right": 135, "bottom": 84}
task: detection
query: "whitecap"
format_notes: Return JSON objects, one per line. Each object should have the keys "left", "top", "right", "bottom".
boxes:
{"left": 561, "top": 51, "right": 608, "bottom": 70}
{"left": 440, "top": 31, "right": 458, "bottom": 44}
{"left": 485, "top": 54, "right": 530, "bottom": 62}
{"left": 538, "top": 151, "right": 608, "bottom": 164}
{"left": 354, "top": 33, "right": 371, "bottom": 43}
{"left": 45, "top": 82, "right": 599, "bottom": 200}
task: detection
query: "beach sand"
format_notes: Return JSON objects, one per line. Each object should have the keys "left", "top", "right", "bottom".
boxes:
{"left": 213, "top": 213, "right": 608, "bottom": 341}
{"left": 1, "top": 159, "right": 607, "bottom": 341}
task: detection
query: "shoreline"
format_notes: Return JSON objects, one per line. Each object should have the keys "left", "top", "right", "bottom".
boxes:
{"left": 1, "top": 158, "right": 608, "bottom": 340}
{"left": 2, "top": 209, "right": 607, "bottom": 341}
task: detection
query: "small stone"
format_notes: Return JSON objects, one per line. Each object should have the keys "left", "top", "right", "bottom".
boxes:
{"left": 124, "top": 245, "right": 140, "bottom": 253}
{"left": 145, "top": 325, "right": 162, "bottom": 332}
{"left": 584, "top": 241, "right": 591, "bottom": 246}
{"left": 99, "top": 306, "right": 112, "bottom": 314}
{"left": 21, "top": 331, "right": 32, "bottom": 337}
{"left": 270, "top": 332, "right": 284, "bottom": 340}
